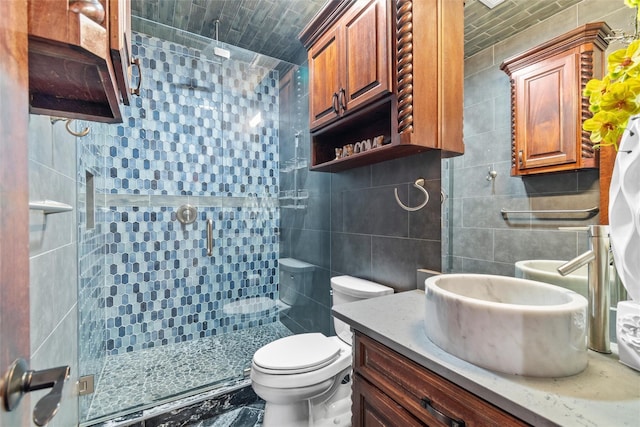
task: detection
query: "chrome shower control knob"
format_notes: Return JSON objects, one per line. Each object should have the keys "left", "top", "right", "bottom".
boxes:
{"left": 176, "top": 204, "right": 197, "bottom": 225}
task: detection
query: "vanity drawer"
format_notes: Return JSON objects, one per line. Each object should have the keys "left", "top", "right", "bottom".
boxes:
{"left": 353, "top": 332, "right": 529, "bottom": 426}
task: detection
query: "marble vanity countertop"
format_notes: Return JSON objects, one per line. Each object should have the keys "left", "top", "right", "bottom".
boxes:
{"left": 333, "top": 290, "right": 640, "bottom": 427}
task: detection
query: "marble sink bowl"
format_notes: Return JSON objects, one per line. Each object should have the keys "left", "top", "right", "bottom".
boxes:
{"left": 515, "top": 259, "right": 588, "bottom": 298}
{"left": 424, "top": 274, "right": 588, "bottom": 377}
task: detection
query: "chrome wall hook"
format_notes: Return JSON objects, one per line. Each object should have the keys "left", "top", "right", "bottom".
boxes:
{"left": 395, "top": 178, "right": 430, "bottom": 212}
{"left": 486, "top": 165, "right": 498, "bottom": 181}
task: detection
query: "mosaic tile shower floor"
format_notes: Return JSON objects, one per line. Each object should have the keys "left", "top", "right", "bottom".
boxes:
{"left": 87, "top": 322, "right": 292, "bottom": 422}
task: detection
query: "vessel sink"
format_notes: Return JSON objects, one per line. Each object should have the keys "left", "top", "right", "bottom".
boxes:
{"left": 515, "top": 259, "right": 588, "bottom": 298}
{"left": 424, "top": 274, "right": 588, "bottom": 377}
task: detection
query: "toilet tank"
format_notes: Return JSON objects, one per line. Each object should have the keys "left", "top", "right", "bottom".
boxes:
{"left": 331, "top": 275, "right": 394, "bottom": 343}
{"left": 279, "top": 258, "right": 315, "bottom": 306}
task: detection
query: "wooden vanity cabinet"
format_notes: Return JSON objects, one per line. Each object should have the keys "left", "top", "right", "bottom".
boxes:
{"left": 352, "top": 332, "right": 529, "bottom": 427}
{"left": 300, "top": 0, "right": 464, "bottom": 172}
{"left": 27, "top": 0, "right": 136, "bottom": 123}
{"left": 500, "top": 22, "right": 611, "bottom": 176}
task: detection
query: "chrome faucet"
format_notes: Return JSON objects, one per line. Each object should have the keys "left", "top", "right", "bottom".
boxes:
{"left": 558, "top": 225, "right": 611, "bottom": 353}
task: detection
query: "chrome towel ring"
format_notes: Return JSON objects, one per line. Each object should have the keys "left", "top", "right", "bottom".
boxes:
{"left": 395, "top": 178, "right": 429, "bottom": 212}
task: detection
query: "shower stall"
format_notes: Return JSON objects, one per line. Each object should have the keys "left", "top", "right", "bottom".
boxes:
{"left": 77, "top": 18, "right": 331, "bottom": 424}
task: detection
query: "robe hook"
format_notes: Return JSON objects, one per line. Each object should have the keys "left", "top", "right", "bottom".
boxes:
{"left": 395, "top": 178, "right": 430, "bottom": 212}
{"left": 50, "top": 117, "right": 90, "bottom": 137}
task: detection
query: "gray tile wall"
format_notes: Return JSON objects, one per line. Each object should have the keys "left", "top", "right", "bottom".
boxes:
{"left": 331, "top": 151, "right": 442, "bottom": 292}
{"left": 444, "top": 0, "right": 633, "bottom": 276}
{"left": 27, "top": 115, "right": 79, "bottom": 427}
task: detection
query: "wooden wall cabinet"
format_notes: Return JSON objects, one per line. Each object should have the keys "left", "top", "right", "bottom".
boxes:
{"left": 27, "top": 0, "right": 137, "bottom": 124}
{"left": 352, "top": 332, "right": 528, "bottom": 427}
{"left": 500, "top": 22, "right": 611, "bottom": 176}
{"left": 300, "top": 0, "right": 464, "bottom": 172}
{"left": 308, "top": 0, "right": 391, "bottom": 131}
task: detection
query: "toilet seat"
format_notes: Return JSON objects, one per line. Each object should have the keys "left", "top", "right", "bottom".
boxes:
{"left": 251, "top": 335, "right": 352, "bottom": 389}
{"left": 253, "top": 333, "right": 341, "bottom": 374}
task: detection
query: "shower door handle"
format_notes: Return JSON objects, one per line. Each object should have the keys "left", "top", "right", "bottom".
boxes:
{"left": 206, "top": 219, "right": 213, "bottom": 256}
{"left": 2, "top": 358, "right": 70, "bottom": 426}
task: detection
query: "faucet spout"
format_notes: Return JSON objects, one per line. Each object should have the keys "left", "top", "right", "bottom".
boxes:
{"left": 557, "top": 225, "right": 611, "bottom": 353}
{"left": 557, "top": 250, "right": 595, "bottom": 276}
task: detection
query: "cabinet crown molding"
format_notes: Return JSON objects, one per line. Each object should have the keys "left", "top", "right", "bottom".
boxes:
{"left": 500, "top": 21, "right": 612, "bottom": 74}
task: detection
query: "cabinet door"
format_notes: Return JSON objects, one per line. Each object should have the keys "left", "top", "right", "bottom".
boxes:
{"left": 342, "top": 0, "right": 390, "bottom": 113}
{"left": 309, "top": 25, "right": 341, "bottom": 130}
{"left": 514, "top": 52, "right": 578, "bottom": 173}
{"left": 352, "top": 374, "right": 424, "bottom": 427}
{"left": 27, "top": 0, "right": 123, "bottom": 122}
{"left": 354, "top": 333, "right": 528, "bottom": 426}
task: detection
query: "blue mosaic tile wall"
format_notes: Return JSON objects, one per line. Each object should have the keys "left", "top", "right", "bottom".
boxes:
{"left": 96, "top": 32, "right": 280, "bottom": 355}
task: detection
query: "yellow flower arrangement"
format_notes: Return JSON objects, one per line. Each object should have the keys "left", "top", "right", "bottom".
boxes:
{"left": 583, "top": 4, "right": 640, "bottom": 149}
{"left": 625, "top": 0, "right": 640, "bottom": 17}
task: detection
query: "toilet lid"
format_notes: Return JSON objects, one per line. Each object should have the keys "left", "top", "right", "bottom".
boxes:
{"left": 253, "top": 333, "right": 341, "bottom": 373}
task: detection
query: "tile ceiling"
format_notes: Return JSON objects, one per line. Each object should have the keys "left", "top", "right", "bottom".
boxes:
{"left": 131, "top": 0, "right": 582, "bottom": 64}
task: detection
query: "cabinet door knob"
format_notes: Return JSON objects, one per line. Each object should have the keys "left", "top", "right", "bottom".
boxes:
{"left": 420, "top": 397, "right": 465, "bottom": 427}
{"left": 518, "top": 150, "right": 524, "bottom": 167}
{"left": 69, "top": 0, "right": 105, "bottom": 24}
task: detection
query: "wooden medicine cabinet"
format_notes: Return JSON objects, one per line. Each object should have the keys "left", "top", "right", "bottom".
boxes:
{"left": 500, "top": 22, "right": 612, "bottom": 176}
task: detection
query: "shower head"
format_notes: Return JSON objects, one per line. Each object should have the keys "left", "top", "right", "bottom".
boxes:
{"left": 211, "top": 19, "right": 231, "bottom": 59}
{"left": 214, "top": 46, "right": 230, "bottom": 59}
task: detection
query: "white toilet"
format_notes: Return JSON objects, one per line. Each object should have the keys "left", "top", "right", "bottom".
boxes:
{"left": 250, "top": 275, "right": 394, "bottom": 426}
{"left": 278, "top": 257, "right": 316, "bottom": 314}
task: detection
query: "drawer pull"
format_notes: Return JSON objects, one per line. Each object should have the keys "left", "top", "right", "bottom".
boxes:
{"left": 420, "top": 397, "right": 465, "bottom": 427}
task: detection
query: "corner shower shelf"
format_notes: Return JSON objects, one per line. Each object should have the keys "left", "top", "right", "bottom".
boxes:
{"left": 279, "top": 190, "right": 308, "bottom": 210}
{"left": 279, "top": 190, "right": 309, "bottom": 200}
{"left": 29, "top": 200, "right": 73, "bottom": 214}
{"left": 281, "top": 157, "right": 307, "bottom": 173}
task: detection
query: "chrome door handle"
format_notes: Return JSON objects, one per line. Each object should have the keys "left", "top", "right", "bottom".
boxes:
{"left": 331, "top": 92, "right": 339, "bottom": 114}
{"left": 2, "top": 358, "right": 70, "bottom": 426}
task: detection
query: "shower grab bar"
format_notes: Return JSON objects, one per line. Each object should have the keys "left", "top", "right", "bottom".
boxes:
{"left": 206, "top": 219, "right": 213, "bottom": 256}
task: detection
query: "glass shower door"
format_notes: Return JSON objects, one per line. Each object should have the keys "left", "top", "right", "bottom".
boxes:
{"left": 77, "top": 24, "right": 297, "bottom": 424}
